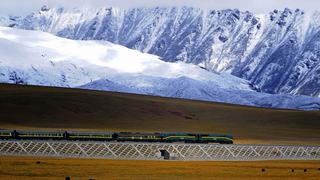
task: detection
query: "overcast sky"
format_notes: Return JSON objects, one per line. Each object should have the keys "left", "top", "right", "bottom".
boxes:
{"left": 1, "top": 0, "right": 320, "bottom": 15}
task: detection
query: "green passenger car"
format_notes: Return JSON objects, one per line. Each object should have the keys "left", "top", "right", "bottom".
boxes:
{"left": 68, "top": 131, "right": 113, "bottom": 141}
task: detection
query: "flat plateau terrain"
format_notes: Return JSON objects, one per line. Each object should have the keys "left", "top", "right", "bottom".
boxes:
{"left": 0, "top": 156, "right": 319, "bottom": 180}
{"left": 0, "top": 84, "right": 320, "bottom": 145}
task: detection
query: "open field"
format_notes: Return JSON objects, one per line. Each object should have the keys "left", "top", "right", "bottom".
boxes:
{"left": 0, "top": 84, "right": 320, "bottom": 145}
{"left": 0, "top": 156, "right": 319, "bottom": 180}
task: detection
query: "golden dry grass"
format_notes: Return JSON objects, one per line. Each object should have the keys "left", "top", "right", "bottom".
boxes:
{"left": 0, "top": 84, "right": 320, "bottom": 145}
{"left": 0, "top": 156, "right": 319, "bottom": 180}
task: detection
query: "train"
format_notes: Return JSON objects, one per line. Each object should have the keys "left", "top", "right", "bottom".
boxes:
{"left": 0, "top": 130, "right": 233, "bottom": 144}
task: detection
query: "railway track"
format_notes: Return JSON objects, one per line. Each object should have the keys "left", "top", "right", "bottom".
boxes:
{"left": 0, "top": 140, "right": 320, "bottom": 161}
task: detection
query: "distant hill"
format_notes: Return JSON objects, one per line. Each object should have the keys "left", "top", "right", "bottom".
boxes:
{"left": 0, "top": 84, "right": 319, "bottom": 145}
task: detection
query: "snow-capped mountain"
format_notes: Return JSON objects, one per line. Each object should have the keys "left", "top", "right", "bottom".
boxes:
{"left": 0, "top": 26, "right": 250, "bottom": 89}
{"left": 80, "top": 75, "right": 320, "bottom": 110}
{"left": 5, "top": 6, "right": 319, "bottom": 97}
{"left": 0, "top": 26, "right": 319, "bottom": 110}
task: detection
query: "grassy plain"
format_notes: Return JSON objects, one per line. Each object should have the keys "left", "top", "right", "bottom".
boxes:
{"left": 0, "top": 156, "right": 319, "bottom": 180}
{"left": 0, "top": 84, "right": 319, "bottom": 145}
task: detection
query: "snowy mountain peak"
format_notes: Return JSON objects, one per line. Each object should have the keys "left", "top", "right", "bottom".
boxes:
{"left": 4, "top": 6, "right": 319, "bottom": 98}
{"left": 0, "top": 26, "right": 319, "bottom": 110}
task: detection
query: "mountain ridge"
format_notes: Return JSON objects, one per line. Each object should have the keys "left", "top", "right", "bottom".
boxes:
{"left": 0, "top": 26, "right": 319, "bottom": 110}
{"left": 2, "top": 6, "right": 319, "bottom": 97}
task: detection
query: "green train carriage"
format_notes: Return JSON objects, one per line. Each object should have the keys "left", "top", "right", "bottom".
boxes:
{"left": 0, "top": 130, "right": 12, "bottom": 139}
{"left": 67, "top": 131, "right": 113, "bottom": 141}
{"left": 13, "top": 130, "right": 65, "bottom": 140}
{"left": 116, "top": 132, "right": 161, "bottom": 142}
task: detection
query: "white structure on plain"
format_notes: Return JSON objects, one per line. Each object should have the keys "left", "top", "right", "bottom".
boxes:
{"left": 0, "top": 140, "right": 320, "bottom": 161}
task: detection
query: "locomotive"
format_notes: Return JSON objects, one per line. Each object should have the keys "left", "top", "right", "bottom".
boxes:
{"left": 0, "top": 130, "right": 233, "bottom": 144}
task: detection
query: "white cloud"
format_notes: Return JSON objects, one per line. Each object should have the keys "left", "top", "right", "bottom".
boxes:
{"left": 0, "top": 0, "right": 320, "bottom": 15}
